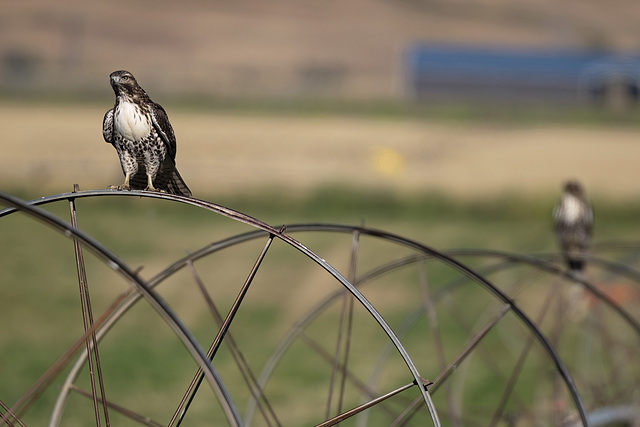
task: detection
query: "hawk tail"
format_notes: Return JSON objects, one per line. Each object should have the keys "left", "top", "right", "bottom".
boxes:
{"left": 164, "top": 167, "right": 192, "bottom": 197}
{"left": 567, "top": 258, "right": 585, "bottom": 273}
{"left": 563, "top": 249, "right": 586, "bottom": 275}
{"left": 130, "top": 160, "right": 192, "bottom": 197}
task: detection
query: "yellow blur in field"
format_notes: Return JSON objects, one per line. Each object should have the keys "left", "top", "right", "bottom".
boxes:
{"left": 371, "top": 146, "right": 405, "bottom": 178}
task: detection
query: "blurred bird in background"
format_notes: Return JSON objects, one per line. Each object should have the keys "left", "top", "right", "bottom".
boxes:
{"left": 553, "top": 180, "right": 593, "bottom": 276}
{"left": 102, "top": 70, "right": 192, "bottom": 197}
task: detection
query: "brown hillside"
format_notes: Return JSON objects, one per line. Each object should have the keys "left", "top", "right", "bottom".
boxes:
{"left": 1, "top": 0, "right": 639, "bottom": 98}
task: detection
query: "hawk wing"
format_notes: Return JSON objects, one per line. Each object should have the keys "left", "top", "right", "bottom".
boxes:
{"left": 149, "top": 102, "right": 177, "bottom": 161}
{"left": 102, "top": 108, "right": 114, "bottom": 144}
{"left": 148, "top": 101, "right": 192, "bottom": 197}
{"left": 584, "top": 204, "right": 594, "bottom": 232}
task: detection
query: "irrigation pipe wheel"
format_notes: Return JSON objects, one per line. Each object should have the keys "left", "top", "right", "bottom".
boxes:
{"left": 0, "top": 189, "right": 610, "bottom": 426}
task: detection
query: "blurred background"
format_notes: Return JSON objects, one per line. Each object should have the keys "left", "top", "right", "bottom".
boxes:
{"left": 1, "top": 0, "right": 640, "bottom": 203}
{"left": 2, "top": 2, "right": 640, "bottom": 425}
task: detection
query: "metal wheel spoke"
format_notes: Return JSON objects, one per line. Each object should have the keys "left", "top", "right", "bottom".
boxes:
{"left": 489, "top": 279, "right": 562, "bottom": 426}
{"left": 316, "top": 380, "right": 421, "bottom": 427}
{"left": 171, "top": 228, "right": 281, "bottom": 427}
{"left": 419, "top": 261, "right": 459, "bottom": 427}
{"left": 69, "top": 385, "right": 164, "bottom": 427}
{"left": 0, "top": 399, "right": 26, "bottom": 427}
{"left": 326, "top": 228, "right": 359, "bottom": 421}
{"left": 7, "top": 292, "right": 125, "bottom": 422}
{"left": 69, "top": 186, "right": 110, "bottom": 427}
{"left": 184, "top": 259, "right": 280, "bottom": 427}
{"left": 298, "top": 332, "right": 407, "bottom": 420}
{"left": 391, "top": 305, "right": 511, "bottom": 426}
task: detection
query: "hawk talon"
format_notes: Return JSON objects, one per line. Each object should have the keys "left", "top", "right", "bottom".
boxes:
{"left": 107, "top": 185, "right": 130, "bottom": 191}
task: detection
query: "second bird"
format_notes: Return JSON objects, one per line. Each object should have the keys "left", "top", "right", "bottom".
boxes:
{"left": 553, "top": 180, "right": 593, "bottom": 275}
{"left": 102, "top": 70, "right": 192, "bottom": 197}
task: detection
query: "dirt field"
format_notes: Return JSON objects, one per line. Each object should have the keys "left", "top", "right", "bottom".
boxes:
{"left": 1, "top": 103, "right": 639, "bottom": 201}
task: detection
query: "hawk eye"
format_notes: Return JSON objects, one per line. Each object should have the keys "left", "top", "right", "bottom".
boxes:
{"left": 122, "top": 75, "right": 129, "bottom": 81}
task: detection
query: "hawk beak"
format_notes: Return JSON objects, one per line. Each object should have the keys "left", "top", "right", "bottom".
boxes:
{"left": 110, "top": 75, "right": 120, "bottom": 85}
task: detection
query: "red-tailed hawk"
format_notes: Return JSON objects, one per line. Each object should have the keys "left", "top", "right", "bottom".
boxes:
{"left": 102, "top": 70, "right": 191, "bottom": 197}
{"left": 553, "top": 180, "right": 593, "bottom": 274}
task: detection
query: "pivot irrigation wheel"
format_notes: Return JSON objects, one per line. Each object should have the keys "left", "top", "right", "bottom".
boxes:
{"left": 0, "top": 189, "right": 613, "bottom": 426}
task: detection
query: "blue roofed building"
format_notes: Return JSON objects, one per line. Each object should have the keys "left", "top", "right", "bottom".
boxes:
{"left": 406, "top": 44, "right": 640, "bottom": 108}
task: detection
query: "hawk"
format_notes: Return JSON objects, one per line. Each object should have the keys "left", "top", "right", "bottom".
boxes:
{"left": 553, "top": 180, "right": 593, "bottom": 274}
{"left": 102, "top": 70, "right": 191, "bottom": 197}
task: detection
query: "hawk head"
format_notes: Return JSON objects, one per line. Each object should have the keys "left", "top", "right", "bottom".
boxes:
{"left": 109, "top": 70, "right": 147, "bottom": 100}
{"left": 563, "top": 180, "right": 584, "bottom": 197}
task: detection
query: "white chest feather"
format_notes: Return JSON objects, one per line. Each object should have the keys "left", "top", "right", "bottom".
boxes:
{"left": 563, "top": 195, "right": 582, "bottom": 224}
{"left": 114, "top": 101, "right": 152, "bottom": 142}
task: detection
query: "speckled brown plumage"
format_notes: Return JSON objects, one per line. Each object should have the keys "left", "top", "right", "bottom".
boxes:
{"left": 102, "top": 70, "right": 191, "bottom": 197}
{"left": 553, "top": 180, "right": 593, "bottom": 273}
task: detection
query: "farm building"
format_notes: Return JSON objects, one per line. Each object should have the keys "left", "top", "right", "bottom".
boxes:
{"left": 406, "top": 44, "right": 640, "bottom": 108}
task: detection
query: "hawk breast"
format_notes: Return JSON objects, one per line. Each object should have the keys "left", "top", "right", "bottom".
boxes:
{"left": 114, "top": 101, "right": 152, "bottom": 142}
{"left": 561, "top": 195, "right": 583, "bottom": 224}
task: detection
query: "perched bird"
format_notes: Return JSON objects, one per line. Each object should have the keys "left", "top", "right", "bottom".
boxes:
{"left": 102, "top": 70, "right": 191, "bottom": 196}
{"left": 553, "top": 180, "right": 593, "bottom": 274}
